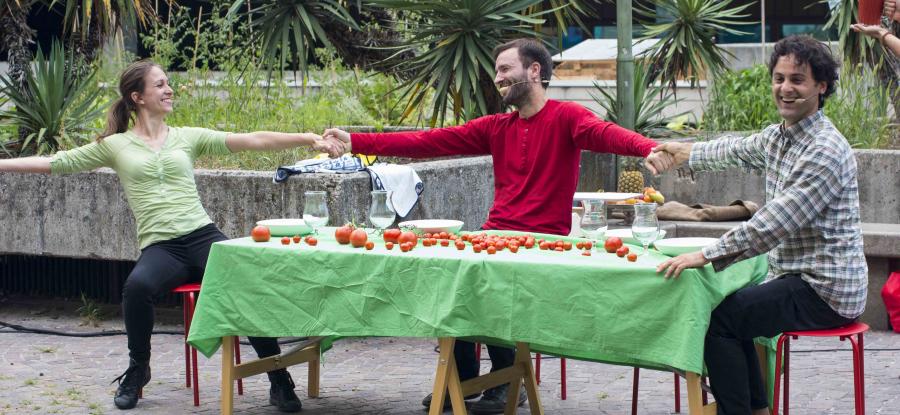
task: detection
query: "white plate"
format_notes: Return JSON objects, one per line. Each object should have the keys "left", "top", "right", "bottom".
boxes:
{"left": 603, "top": 228, "right": 666, "bottom": 245}
{"left": 397, "top": 219, "right": 464, "bottom": 234}
{"left": 256, "top": 218, "right": 313, "bottom": 236}
{"left": 653, "top": 237, "right": 719, "bottom": 257}
{"left": 573, "top": 192, "right": 642, "bottom": 202}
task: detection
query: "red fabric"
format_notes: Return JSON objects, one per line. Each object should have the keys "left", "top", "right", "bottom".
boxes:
{"left": 352, "top": 100, "right": 657, "bottom": 235}
{"left": 882, "top": 272, "right": 900, "bottom": 333}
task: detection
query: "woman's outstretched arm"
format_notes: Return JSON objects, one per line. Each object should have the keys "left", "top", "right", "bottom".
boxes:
{"left": 0, "top": 156, "right": 52, "bottom": 173}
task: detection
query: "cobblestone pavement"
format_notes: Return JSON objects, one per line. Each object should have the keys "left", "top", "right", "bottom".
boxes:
{"left": 0, "top": 298, "right": 898, "bottom": 415}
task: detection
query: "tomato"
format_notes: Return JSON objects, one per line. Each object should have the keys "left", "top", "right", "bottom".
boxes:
{"left": 583, "top": 241, "right": 592, "bottom": 250}
{"left": 251, "top": 225, "right": 271, "bottom": 242}
{"left": 576, "top": 241, "right": 584, "bottom": 250}
{"left": 292, "top": 235, "right": 301, "bottom": 244}
{"left": 306, "top": 237, "right": 318, "bottom": 246}
{"left": 616, "top": 246, "right": 629, "bottom": 257}
{"left": 627, "top": 253, "right": 638, "bottom": 262}
{"left": 400, "top": 242, "right": 411, "bottom": 252}
{"left": 554, "top": 247, "right": 564, "bottom": 252}
{"left": 383, "top": 228, "right": 401, "bottom": 243}
{"left": 335, "top": 225, "right": 354, "bottom": 245}
{"left": 350, "top": 229, "right": 368, "bottom": 248}
{"left": 439, "top": 231, "right": 449, "bottom": 239}
{"left": 473, "top": 245, "right": 482, "bottom": 253}
{"left": 581, "top": 250, "right": 591, "bottom": 256}
{"left": 487, "top": 246, "right": 497, "bottom": 255}
{"left": 524, "top": 238, "right": 535, "bottom": 249}
{"left": 398, "top": 231, "right": 418, "bottom": 246}
{"left": 440, "top": 239, "right": 450, "bottom": 247}
{"left": 563, "top": 241, "right": 572, "bottom": 251}
{"left": 365, "top": 241, "right": 374, "bottom": 250}
{"left": 385, "top": 241, "right": 394, "bottom": 250}
{"left": 539, "top": 242, "right": 549, "bottom": 250}
{"left": 604, "top": 237, "right": 623, "bottom": 253}
{"left": 424, "top": 233, "right": 433, "bottom": 239}
{"left": 455, "top": 242, "right": 466, "bottom": 250}
{"left": 281, "top": 236, "right": 291, "bottom": 245}
{"left": 509, "top": 245, "right": 519, "bottom": 253}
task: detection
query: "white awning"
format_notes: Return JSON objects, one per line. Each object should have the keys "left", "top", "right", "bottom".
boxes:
{"left": 551, "top": 38, "right": 660, "bottom": 62}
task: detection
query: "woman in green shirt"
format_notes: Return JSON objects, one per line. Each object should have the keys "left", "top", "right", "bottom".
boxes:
{"left": 0, "top": 60, "right": 340, "bottom": 412}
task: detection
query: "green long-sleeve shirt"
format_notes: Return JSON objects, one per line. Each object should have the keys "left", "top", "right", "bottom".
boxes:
{"left": 50, "top": 127, "right": 231, "bottom": 249}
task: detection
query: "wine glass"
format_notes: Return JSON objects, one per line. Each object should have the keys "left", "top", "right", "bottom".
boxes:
{"left": 580, "top": 199, "right": 607, "bottom": 250}
{"left": 368, "top": 190, "right": 396, "bottom": 233}
{"left": 302, "top": 191, "right": 329, "bottom": 234}
{"left": 632, "top": 203, "right": 660, "bottom": 255}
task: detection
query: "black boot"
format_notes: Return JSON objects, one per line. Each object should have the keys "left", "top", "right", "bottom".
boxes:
{"left": 267, "top": 369, "right": 302, "bottom": 412}
{"left": 469, "top": 383, "right": 527, "bottom": 415}
{"left": 112, "top": 359, "right": 151, "bottom": 410}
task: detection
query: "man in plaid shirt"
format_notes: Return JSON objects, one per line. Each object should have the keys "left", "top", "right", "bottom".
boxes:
{"left": 654, "top": 35, "right": 867, "bottom": 414}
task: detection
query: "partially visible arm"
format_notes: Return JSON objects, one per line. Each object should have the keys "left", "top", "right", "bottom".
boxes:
{"left": 0, "top": 156, "right": 52, "bottom": 173}
{"left": 329, "top": 117, "right": 493, "bottom": 159}
{"left": 851, "top": 23, "right": 900, "bottom": 58}
{"left": 225, "top": 131, "right": 336, "bottom": 155}
{"left": 570, "top": 104, "right": 657, "bottom": 157}
{"left": 688, "top": 131, "right": 768, "bottom": 172}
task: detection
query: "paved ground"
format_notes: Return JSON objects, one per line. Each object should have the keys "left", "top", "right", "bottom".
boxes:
{"left": 0, "top": 297, "right": 898, "bottom": 415}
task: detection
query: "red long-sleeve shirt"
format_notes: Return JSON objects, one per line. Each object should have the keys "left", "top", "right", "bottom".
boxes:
{"left": 352, "top": 99, "right": 657, "bottom": 235}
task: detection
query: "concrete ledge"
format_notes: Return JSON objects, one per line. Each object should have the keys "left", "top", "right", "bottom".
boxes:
{"left": 664, "top": 220, "right": 900, "bottom": 330}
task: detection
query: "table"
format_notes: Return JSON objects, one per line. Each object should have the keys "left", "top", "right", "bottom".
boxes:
{"left": 188, "top": 228, "right": 767, "bottom": 414}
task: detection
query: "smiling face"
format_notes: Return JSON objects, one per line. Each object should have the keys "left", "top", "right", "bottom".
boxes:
{"left": 494, "top": 48, "right": 540, "bottom": 107}
{"left": 771, "top": 54, "right": 827, "bottom": 127}
{"left": 131, "top": 66, "right": 174, "bottom": 117}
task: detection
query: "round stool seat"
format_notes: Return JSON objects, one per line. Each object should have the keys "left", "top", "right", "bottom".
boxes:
{"left": 784, "top": 321, "right": 869, "bottom": 338}
{"left": 172, "top": 283, "right": 201, "bottom": 293}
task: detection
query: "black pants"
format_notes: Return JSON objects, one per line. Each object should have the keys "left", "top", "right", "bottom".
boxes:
{"left": 705, "top": 275, "right": 855, "bottom": 415}
{"left": 123, "top": 224, "right": 281, "bottom": 363}
{"left": 454, "top": 340, "right": 515, "bottom": 383}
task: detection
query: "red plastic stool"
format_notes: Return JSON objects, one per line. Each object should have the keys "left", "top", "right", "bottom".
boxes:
{"left": 173, "top": 283, "right": 243, "bottom": 406}
{"left": 773, "top": 322, "right": 869, "bottom": 415}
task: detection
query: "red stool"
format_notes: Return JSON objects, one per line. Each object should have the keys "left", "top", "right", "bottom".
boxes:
{"left": 173, "top": 283, "right": 243, "bottom": 406}
{"left": 773, "top": 322, "right": 868, "bottom": 415}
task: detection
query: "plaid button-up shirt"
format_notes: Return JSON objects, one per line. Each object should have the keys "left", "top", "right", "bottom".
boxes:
{"left": 690, "top": 111, "right": 868, "bottom": 318}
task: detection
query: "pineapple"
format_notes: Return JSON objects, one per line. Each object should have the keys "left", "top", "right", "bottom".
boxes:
{"left": 617, "top": 157, "right": 645, "bottom": 194}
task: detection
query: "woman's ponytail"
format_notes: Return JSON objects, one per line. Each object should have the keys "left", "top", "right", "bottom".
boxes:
{"left": 97, "top": 98, "right": 132, "bottom": 141}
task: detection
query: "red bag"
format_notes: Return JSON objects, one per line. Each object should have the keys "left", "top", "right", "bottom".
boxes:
{"left": 883, "top": 272, "right": 900, "bottom": 333}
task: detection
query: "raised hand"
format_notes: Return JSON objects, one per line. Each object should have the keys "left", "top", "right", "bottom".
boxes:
{"left": 851, "top": 23, "right": 889, "bottom": 40}
{"left": 651, "top": 142, "right": 693, "bottom": 170}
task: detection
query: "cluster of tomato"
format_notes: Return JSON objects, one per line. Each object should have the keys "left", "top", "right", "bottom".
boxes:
{"left": 603, "top": 236, "right": 637, "bottom": 262}
{"left": 281, "top": 234, "right": 318, "bottom": 246}
{"left": 250, "top": 225, "right": 320, "bottom": 246}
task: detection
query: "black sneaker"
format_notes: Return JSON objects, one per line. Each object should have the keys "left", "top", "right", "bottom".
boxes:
{"left": 267, "top": 369, "right": 302, "bottom": 413}
{"left": 469, "top": 383, "right": 527, "bottom": 415}
{"left": 112, "top": 359, "right": 151, "bottom": 410}
{"left": 421, "top": 391, "right": 481, "bottom": 409}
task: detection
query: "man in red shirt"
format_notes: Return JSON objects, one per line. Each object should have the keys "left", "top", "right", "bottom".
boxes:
{"left": 325, "top": 38, "right": 671, "bottom": 414}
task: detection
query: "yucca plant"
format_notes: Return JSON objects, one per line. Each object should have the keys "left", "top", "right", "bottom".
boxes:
{"left": 365, "top": 0, "right": 555, "bottom": 126}
{"left": 820, "top": 0, "right": 880, "bottom": 66}
{"left": 0, "top": 40, "right": 106, "bottom": 155}
{"left": 226, "top": 0, "right": 359, "bottom": 83}
{"left": 590, "top": 61, "right": 687, "bottom": 136}
{"left": 637, "top": 0, "right": 753, "bottom": 90}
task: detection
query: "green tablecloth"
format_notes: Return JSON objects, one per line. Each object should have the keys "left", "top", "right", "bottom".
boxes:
{"left": 188, "top": 228, "right": 767, "bottom": 374}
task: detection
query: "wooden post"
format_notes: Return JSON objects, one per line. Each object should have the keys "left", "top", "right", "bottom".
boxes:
{"left": 221, "top": 336, "right": 235, "bottom": 415}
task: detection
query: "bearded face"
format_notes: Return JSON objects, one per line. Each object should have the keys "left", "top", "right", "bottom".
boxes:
{"left": 498, "top": 75, "right": 530, "bottom": 107}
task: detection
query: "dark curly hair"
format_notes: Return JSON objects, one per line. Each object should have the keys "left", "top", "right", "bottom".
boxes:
{"left": 767, "top": 35, "right": 840, "bottom": 108}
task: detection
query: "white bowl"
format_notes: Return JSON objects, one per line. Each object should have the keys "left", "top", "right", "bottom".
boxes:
{"left": 397, "top": 219, "right": 464, "bottom": 234}
{"left": 603, "top": 228, "right": 666, "bottom": 245}
{"left": 653, "top": 237, "right": 719, "bottom": 256}
{"left": 256, "top": 218, "right": 313, "bottom": 236}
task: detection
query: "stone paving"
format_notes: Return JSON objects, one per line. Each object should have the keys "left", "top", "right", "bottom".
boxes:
{"left": 0, "top": 297, "right": 898, "bottom": 415}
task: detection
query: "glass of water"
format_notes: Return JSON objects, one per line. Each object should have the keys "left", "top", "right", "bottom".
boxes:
{"left": 368, "top": 190, "right": 396, "bottom": 233}
{"left": 580, "top": 200, "right": 607, "bottom": 250}
{"left": 632, "top": 202, "right": 660, "bottom": 255}
{"left": 303, "top": 191, "right": 329, "bottom": 233}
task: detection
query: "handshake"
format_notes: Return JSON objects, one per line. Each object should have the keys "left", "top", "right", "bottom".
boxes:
{"left": 310, "top": 128, "right": 354, "bottom": 159}
{"left": 643, "top": 142, "right": 693, "bottom": 175}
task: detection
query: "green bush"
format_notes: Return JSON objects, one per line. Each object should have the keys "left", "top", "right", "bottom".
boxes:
{"left": 701, "top": 65, "right": 780, "bottom": 132}
{"left": 824, "top": 62, "right": 897, "bottom": 149}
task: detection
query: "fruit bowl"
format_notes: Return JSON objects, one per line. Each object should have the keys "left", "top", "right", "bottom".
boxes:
{"left": 256, "top": 219, "right": 313, "bottom": 236}
{"left": 603, "top": 228, "right": 667, "bottom": 245}
{"left": 653, "top": 237, "right": 719, "bottom": 256}
{"left": 397, "top": 219, "right": 464, "bottom": 234}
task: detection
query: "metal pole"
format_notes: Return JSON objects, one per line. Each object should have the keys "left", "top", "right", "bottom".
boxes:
{"left": 761, "top": 0, "right": 766, "bottom": 64}
{"left": 616, "top": 0, "right": 635, "bottom": 130}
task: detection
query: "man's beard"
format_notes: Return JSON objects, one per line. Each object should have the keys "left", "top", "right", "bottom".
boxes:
{"left": 501, "top": 79, "right": 530, "bottom": 107}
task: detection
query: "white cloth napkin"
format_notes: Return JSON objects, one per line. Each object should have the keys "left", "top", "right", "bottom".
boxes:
{"left": 366, "top": 164, "right": 424, "bottom": 218}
